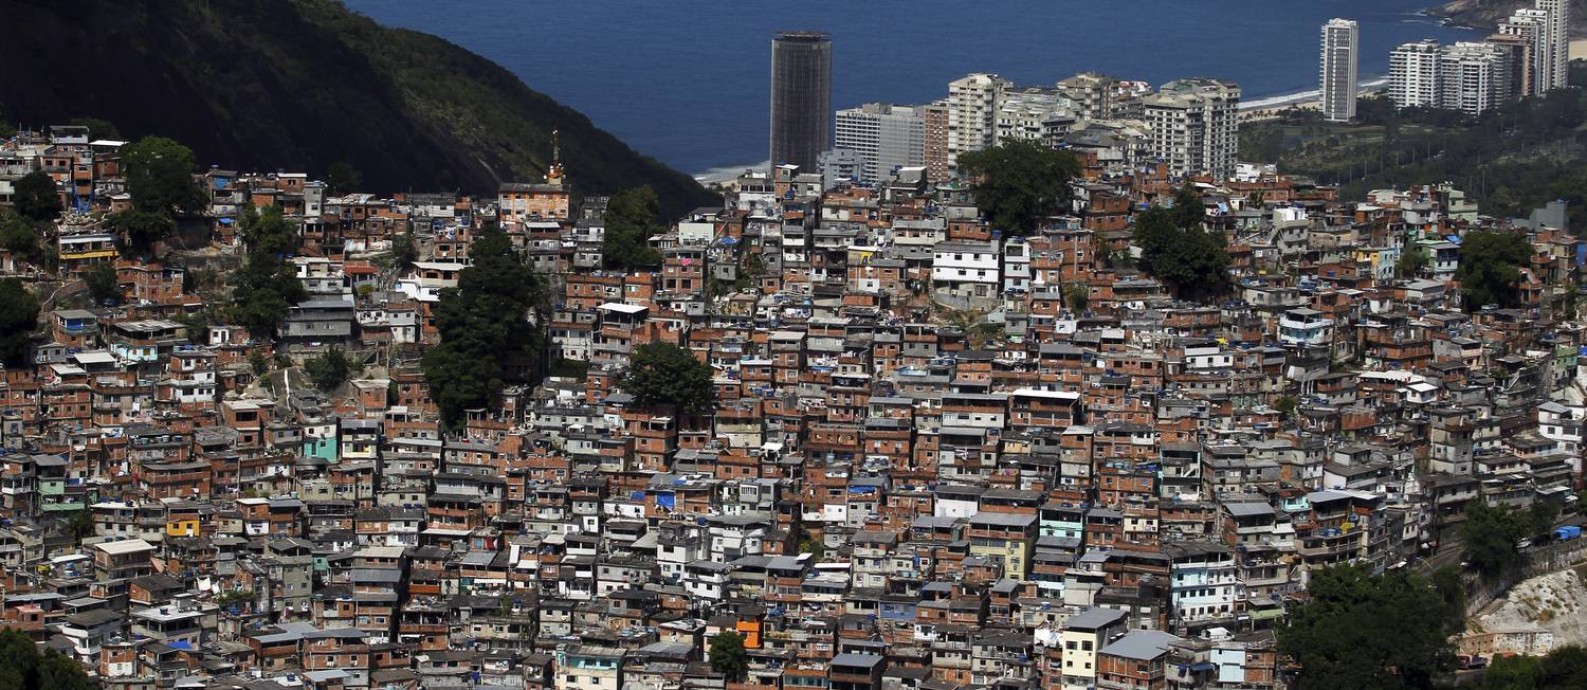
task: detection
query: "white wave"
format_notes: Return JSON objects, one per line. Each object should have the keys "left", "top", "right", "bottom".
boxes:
{"left": 1238, "top": 76, "right": 1391, "bottom": 111}
{"left": 695, "top": 160, "right": 770, "bottom": 183}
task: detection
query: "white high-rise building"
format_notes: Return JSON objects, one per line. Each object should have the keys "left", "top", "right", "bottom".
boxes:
{"left": 833, "top": 103, "right": 927, "bottom": 183}
{"left": 1538, "top": 0, "right": 1570, "bottom": 90}
{"left": 1141, "top": 78, "right": 1241, "bottom": 180}
{"left": 1389, "top": 40, "right": 1442, "bottom": 109}
{"left": 947, "top": 73, "right": 1009, "bottom": 171}
{"left": 1320, "top": 19, "right": 1360, "bottom": 122}
{"left": 1499, "top": 9, "right": 1549, "bottom": 96}
{"left": 1440, "top": 42, "right": 1511, "bottom": 115}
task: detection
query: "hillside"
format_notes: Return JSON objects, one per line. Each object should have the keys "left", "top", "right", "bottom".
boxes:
{"left": 1426, "top": 0, "right": 1587, "bottom": 35}
{"left": 0, "top": 0, "right": 717, "bottom": 217}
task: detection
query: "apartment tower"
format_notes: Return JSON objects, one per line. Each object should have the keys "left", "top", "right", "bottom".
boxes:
{"left": 1141, "top": 78, "right": 1242, "bottom": 180}
{"left": 770, "top": 31, "right": 833, "bottom": 172}
{"left": 1538, "top": 0, "right": 1570, "bottom": 90}
{"left": 1320, "top": 19, "right": 1361, "bottom": 122}
{"left": 946, "top": 73, "right": 1010, "bottom": 172}
{"left": 833, "top": 103, "right": 927, "bottom": 184}
{"left": 1389, "top": 40, "right": 1442, "bottom": 109}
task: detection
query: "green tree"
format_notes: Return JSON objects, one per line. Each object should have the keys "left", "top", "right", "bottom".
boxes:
{"left": 0, "top": 628, "right": 97, "bottom": 690}
{"left": 1274, "top": 395, "right": 1298, "bottom": 420}
{"left": 249, "top": 351, "right": 271, "bottom": 377}
{"left": 622, "top": 342, "right": 716, "bottom": 414}
{"left": 957, "top": 139, "right": 1081, "bottom": 235}
{"left": 65, "top": 510, "right": 94, "bottom": 545}
{"left": 326, "top": 160, "right": 362, "bottom": 196}
{"left": 1462, "top": 500, "right": 1558, "bottom": 574}
{"left": 229, "top": 205, "right": 307, "bottom": 337}
{"left": 305, "top": 346, "right": 361, "bottom": 392}
{"left": 1396, "top": 245, "right": 1430, "bottom": 279}
{"left": 391, "top": 231, "right": 418, "bottom": 272}
{"left": 12, "top": 172, "right": 62, "bottom": 223}
{"left": 68, "top": 117, "right": 121, "bottom": 141}
{"left": 1279, "top": 564, "right": 1458, "bottom": 690}
{"left": 1134, "top": 187, "right": 1229, "bottom": 301}
{"left": 1455, "top": 230, "right": 1533, "bottom": 310}
{"left": 121, "top": 136, "right": 206, "bottom": 216}
{"left": 0, "top": 279, "right": 39, "bottom": 366}
{"left": 709, "top": 631, "right": 749, "bottom": 682}
{"left": 82, "top": 263, "right": 121, "bottom": 306}
{"left": 0, "top": 211, "right": 43, "bottom": 265}
{"left": 1063, "top": 282, "right": 1089, "bottom": 313}
{"left": 422, "top": 225, "right": 549, "bottom": 428}
{"left": 603, "top": 187, "right": 664, "bottom": 269}
{"left": 109, "top": 209, "right": 176, "bottom": 258}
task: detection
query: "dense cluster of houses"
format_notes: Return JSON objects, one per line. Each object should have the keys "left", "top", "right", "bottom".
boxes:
{"left": 0, "top": 123, "right": 1582, "bottom": 690}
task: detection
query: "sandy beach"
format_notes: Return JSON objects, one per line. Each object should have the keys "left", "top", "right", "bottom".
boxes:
{"left": 1573, "top": 39, "right": 1587, "bottom": 61}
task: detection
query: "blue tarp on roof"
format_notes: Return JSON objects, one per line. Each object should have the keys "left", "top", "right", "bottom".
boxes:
{"left": 657, "top": 493, "right": 675, "bottom": 509}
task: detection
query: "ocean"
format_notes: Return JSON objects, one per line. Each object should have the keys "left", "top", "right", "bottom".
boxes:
{"left": 343, "top": 0, "right": 1475, "bottom": 176}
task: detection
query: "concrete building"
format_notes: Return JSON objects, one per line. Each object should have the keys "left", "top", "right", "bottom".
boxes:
{"left": 1440, "top": 42, "right": 1512, "bottom": 116}
{"left": 834, "top": 103, "right": 927, "bottom": 183}
{"left": 770, "top": 31, "right": 833, "bottom": 172}
{"left": 1390, "top": 40, "right": 1442, "bottom": 109}
{"left": 1058, "top": 72, "right": 1118, "bottom": 120}
{"left": 947, "top": 73, "right": 1010, "bottom": 170}
{"left": 1498, "top": 9, "right": 1549, "bottom": 96}
{"left": 1141, "top": 78, "right": 1241, "bottom": 180}
{"left": 1320, "top": 19, "right": 1360, "bottom": 122}
{"left": 996, "top": 88, "right": 1073, "bottom": 144}
{"left": 1538, "top": 0, "right": 1570, "bottom": 90}
{"left": 922, "top": 103, "right": 950, "bottom": 182}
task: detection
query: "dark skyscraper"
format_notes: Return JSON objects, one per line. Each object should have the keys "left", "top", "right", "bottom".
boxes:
{"left": 770, "top": 31, "right": 832, "bottom": 172}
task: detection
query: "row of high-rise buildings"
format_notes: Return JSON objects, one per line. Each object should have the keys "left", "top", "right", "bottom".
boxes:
{"left": 822, "top": 72, "right": 1241, "bottom": 185}
{"left": 769, "top": 31, "right": 1244, "bottom": 187}
{"left": 1386, "top": 0, "right": 1570, "bottom": 115}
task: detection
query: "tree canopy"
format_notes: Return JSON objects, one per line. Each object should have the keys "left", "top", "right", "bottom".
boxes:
{"left": 422, "top": 225, "right": 549, "bottom": 428}
{"left": 1461, "top": 500, "right": 1557, "bottom": 575}
{"left": 228, "top": 205, "right": 307, "bottom": 337}
{"left": 708, "top": 631, "right": 748, "bottom": 682}
{"left": 121, "top": 136, "right": 206, "bottom": 216}
{"left": 957, "top": 139, "right": 1080, "bottom": 235}
{"left": 326, "top": 161, "right": 362, "bottom": 196}
{"left": 0, "top": 628, "right": 98, "bottom": 690}
{"left": 1278, "top": 563, "right": 1461, "bottom": 690}
{"left": 12, "top": 172, "right": 62, "bottom": 223}
{"left": 82, "top": 263, "right": 121, "bottom": 307}
{"left": 622, "top": 342, "right": 716, "bottom": 415}
{"left": 0, "top": 279, "right": 40, "bottom": 367}
{"left": 0, "top": 212, "right": 44, "bottom": 266}
{"left": 1454, "top": 230, "right": 1534, "bottom": 311}
{"left": 305, "top": 346, "right": 361, "bottom": 392}
{"left": 1134, "top": 187, "right": 1230, "bottom": 301}
{"left": 110, "top": 209, "right": 177, "bottom": 258}
{"left": 1474, "top": 645, "right": 1587, "bottom": 690}
{"left": 603, "top": 186, "right": 665, "bottom": 270}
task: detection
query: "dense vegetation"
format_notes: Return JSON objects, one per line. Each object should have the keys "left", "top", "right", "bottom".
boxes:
{"left": 0, "top": 629, "right": 98, "bottom": 690}
{"left": 1134, "top": 187, "right": 1230, "bottom": 301}
{"left": 958, "top": 139, "right": 1081, "bottom": 235}
{"left": 422, "top": 225, "right": 550, "bottom": 428}
{"left": 229, "top": 205, "right": 309, "bottom": 337}
{"left": 305, "top": 346, "right": 362, "bottom": 392}
{"left": 1461, "top": 500, "right": 1559, "bottom": 575}
{"left": 1279, "top": 564, "right": 1465, "bottom": 690}
{"left": 622, "top": 342, "right": 716, "bottom": 415}
{"left": 1241, "top": 63, "right": 1587, "bottom": 227}
{"left": 1474, "top": 645, "right": 1587, "bottom": 690}
{"left": 0, "top": 0, "right": 716, "bottom": 218}
{"left": 603, "top": 187, "right": 665, "bottom": 270}
{"left": 1426, "top": 0, "right": 1587, "bottom": 35}
{"left": 1454, "top": 230, "right": 1536, "bottom": 310}
{"left": 0, "top": 280, "right": 40, "bottom": 367}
